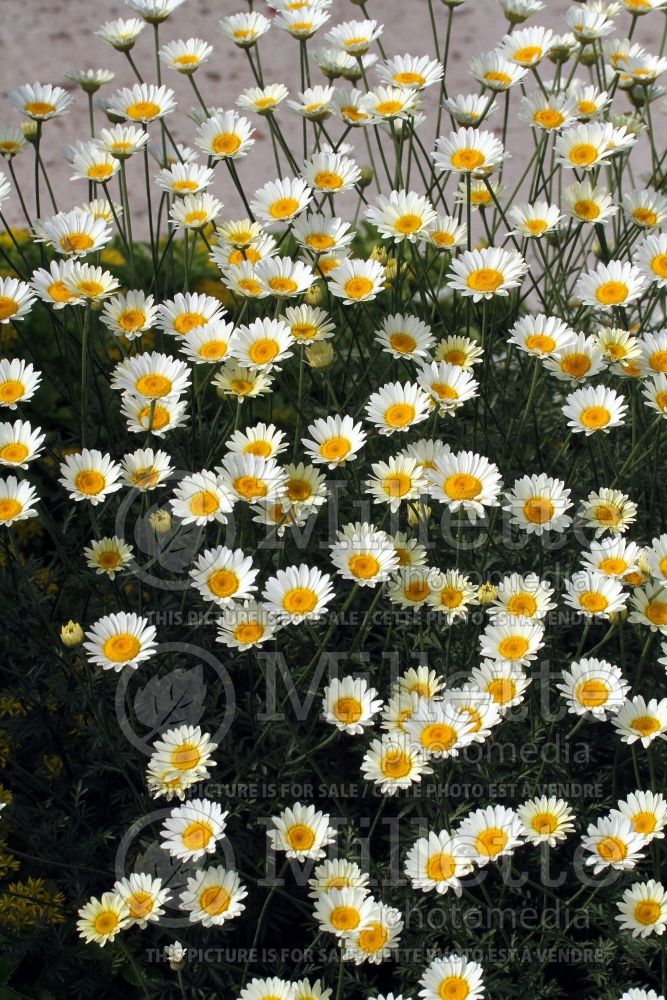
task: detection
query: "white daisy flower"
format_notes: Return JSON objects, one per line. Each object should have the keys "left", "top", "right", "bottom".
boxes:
{"left": 642, "top": 373, "right": 667, "bottom": 418}
{"left": 557, "top": 658, "right": 629, "bottom": 718}
{"left": 417, "top": 361, "right": 479, "bottom": 414}
{"left": 113, "top": 873, "right": 171, "bottom": 928}
{"left": 617, "top": 880, "right": 667, "bottom": 938}
{"left": 489, "top": 573, "right": 555, "bottom": 622}
{"left": 59, "top": 449, "right": 123, "bottom": 506}
{"left": 470, "top": 659, "right": 531, "bottom": 711}
{"left": 634, "top": 233, "right": 667, "bottom": 288}
{"left": 433, "top": 127, "right": 505, "bottom": 176}
{"left": 313, "top": 886, "right": 376, "bottom": 937}
{"left": 520, "top": 91, "right": 578, "bottom": 131}
{"left": 268, "top": 802, "right": 337, "bottom": 861}
{"left": 292, "top": 215, "right": 354, "bottom": 256}
{"left": 623, "top": 188, "right": 667, "bottom": 229}
{"left": 121, "top": 395, "right": 189, "bottom": 436}
{"left": 517, "top": 797, "right": 576, "bottom": 847}
{"left": 159, "top": 37, "right": 213, "bottom": 74}
{"left": 330, "top": 521, "right": 399, "bottom": 586}
{"left": 480, "top": 619, "right": 544, "bottom": 665}
{"left": 322, "top": 676, "right": 383, "bottom": 734}
{"left": 581, "top": 537, "right": 642, "bottom": 578}
{"left": 582, "top": 815, "right": 646, "bottom": 874}
{"left": 404, "top": 700, "right": 476, "bottom": 759}
{"left": 574, "top": 259, "right": 647, "bottom": 310}
{"left": 106, "top": 83, "right": 176, "bottom": 122}
{"left": 470, "top": 51, "right": 528, "bottom": 91}
{"left": 424, "top": 214, "right": 468, "bottom": 251}
{"left": 428, "top": 449, "right": 502, "bottom": 521}
{"left": 419, "top": 954, "right": 485, "bottom": 1000}
{"left": 579, "top": 488, "right": 637, "bottom": 537}
{"left": 263, "top": 563, "right": 334, "bottom": 624}
{"left": 190, "top": 545, "right": 258, "bottom": 606}
{"left": 498, "top": 24, "right": 554, "bottom": 65}
{"left": 0, "top": 476, "right": 39, "bottom": 526}
{"left": 366, "top": 189, "right": 437, "bottom": 242}
{"left": 160, "top": 798, "right": 228, "bottom": 862}
{"left": 555, "top": 122, "right": 635, "bottom": 170}
{"left": 364, "top": 381, "right": 431, "bottom": 435}
{"left": 83, "top": 611, "right": 157, "bottom": 671}
{"left": 307, "top": 859, "right": 370, "bottom": 899}
{"left": 0, "top": 419, "right": 44, "bottom": 468}
{"left": 366, "top": 457, "right": 426, "bottom": 512}
{"left": 179, "top": 866, "right": 247, "bottom": 927}
{"left": 84, "top": 536, "right": 134, "bottom": 578}
{"left": 111, "top": 352, "right": 191, "bottom": 400}
{"left": 215, "top": 600, "right": 279, "bottom": 651}
{"left": 614, "top": 790, "right": 667, "bottom": 842}
{"left": 564, "top": 570, "right": 628, "bottom": 618}
{"left": 76, "top": 892, "right": 130, "bottom": 947}
{"left": 219, "top": 11, "right": 271, "bottom": 47}
{"left": 238, "top": 84, "right": 290, "bottom": 116}
{"left": 503, "top": 473, "right": 572, "bottom": 535}
{"left": 251, "top": 176, "right": 312, "bottom": 225}
{"left": 170, "top": 470, "right": 234, "bottom": 525}
{"left": 427, "top": 569, "right": 478, "bottom": 621}
{"left": 325, "top": 18, "right": 383, "bottom": 54}
{"left": 170, "top": 192, "right": 223, "bottom": 231}
{"left": 0, "top": 277, "right": 36, "bottom": 324}
{"left": 96, "top": 124, "right": 148, "bottom": 159}
{"left": 563, "top": 178, "right": 617, "bottom": 225}
{"left": 508, "top": 201, "right": 562, "bottom": 238}
{"left": 562, "top": 384, "right": 627, "bottom": 435}
{"left": 447, "top": 247, "right": 527, "bottom": 301}
{"left": 342, "top": 902, "right": 403, "bottom": 965}
{"left": 405, "top": 830, "right": 474, "bottom": 896}
{"left": 30, "top": 260, "right": 80, "bottom": 309}
{"left": 360, "top": 733, "right": 432, "bottom": 795}
{"left": 196, "top": 110, "right": 255, "bottom": 160}
{"left": 8, "top": 82, "right": 73, "bottom": 120}
{"left": 218, "top": 453, "right": 286, "bottom": 504}
{"left": 100, "top": 290, "right": 158, "bottom": 340}
{"left": 303, "top": 151, "right": 361, "bottom": 193}
{"left": 327, "top": 258, "right": 385, "bottom": 305}
{"left": 213, "top": 362, "right": 275, "bottom": 402}
{"left": 456, "top": 804, "right": 523, "bottom": 865}
{"left": 254, "top": 257, "right": 315, "bottom": 299}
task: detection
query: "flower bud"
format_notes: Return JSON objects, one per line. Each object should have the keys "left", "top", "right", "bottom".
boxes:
{"left": 61, "top": 621, "right": 84, "bottom": 647}
{"left": 150, "top": 509, "right": 172, "bottom": 534}
{"left": 477, "top": 582, "right": 498, "bottom": 606}
{"left": 306, "top": 341, "right": 334, "bottom": 370}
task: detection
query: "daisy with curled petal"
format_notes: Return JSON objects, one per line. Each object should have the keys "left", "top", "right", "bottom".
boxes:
{"left": 8, "top": 82, "right": 73, "bottom": 120}
{"left": 509, "top": 201, "right": 562, "bottom": 238}
{"left": 76, "top": 892, "right": 130, "bottom": 946}
{"left": 255, "top": 257, "right": 315, "bottom": 299}
{"left": 433, "top": 127, "right": 505, "bottom": 176}
{"left": 614, "top": 790, "right": 667, "bottom": 842}
{"left": 470, "top": 51, "right": 528, "bottom": 91}
{"left": 342, "top": 902, "right": 404, "bottom": 965}
{"left": 446, "top": 687, "right": 502, "bottom": 742}
{"left": 498, "top": 24, "right": 554, "bottom": 66}
{"left": 433, "top": 337, "right": 482, "bottom": 369}
{"left": 361, "top": 733, "right": 432, "bottom": 795}
{"left": 543, "top": 331, "right": 607, "bottom": 383}
{"left": 70, "top": 146, "right": 119, "bottom": 184}
{"left": 428, "top": 449, "right": 502, "bottom": 521}
{"left": 480, "top": 619, "right": 545, "bottom": 665}
{"left": 216, "top": 600, "right": 279, "bottom": 651}
{"left": 330, "top": 522, "right": 400, "bottom": 586}
{"left": 111, "top": 352, "right": 191, "bottom": 400}
{"left": 190, "top": 545, "right": 258, "bottom": 606}
{"left": 219, "top": 11, "right": 271, "bottom": 47}
{"left": 0, "top": 420, "right": 44, "bottom": 469}
{"left": 39, "top": 209, "right": 112, "bottom": 257}
{"left": 100, "top": 290, "right": 158, "bottom": 341}
{"left": 161, "top": 798, "right": 228, "bottom": 862}
{"left": 424, "top": 214, "right": 467, "bottom": 252}
{"left": 30, "top": 259, "right": 80, "bottom": 309}
{"left": 382, "top": 691, "right": 422, "bottom": 736}
{"left": 292, "top": 215, "right": 354, "bottom": 256}
{"left": 443, "top": 92, "right": 499, "bottom": 126}
{"left": 564, "top": 178, "right": 617, "bottom": 225}
{"left": 155, "top": 162, "right": 214, "bottom": 196}
{"left": 113, "top": 873, "right": 170, "bottom": 928}
{"left": 598, "top": 327, "right": 641, "bottom": 369}
{"left": 221, "top": 261, "right": 268, "bottom": 300}
{"left": 405, "top": 700, "right": 476, "bottom": 759}
{"left": 302, "top": 151, "right": 361, "bottom": 193}
{"left": 581, "top": 537, "right": 642, "bottom": 578}
{"left": 159, "top": 38, "right": 213, "bottom": 74}
{"left": 63, "top": 263, "right": 119, "bottom": 302}
{"left": 238, "top": 84, "right": 290, "bottom": 116}
{"left": 213, "top": 361, "right": 274, "bottom": 402}
{"left": 366, "top": 457, "right": 426, "bottom": 512}
{"left": 83, "top": 611, "right": 157, "bottom": 671}
{"left": 580, "top": 488, "right": 637, "bottom": 538}
{"left": 322, "top": 676, "right": 383, "bottom": 734}
{"left": 388, "top": 531, "right": 427, "bottom": 569}
{"left": 84, "top": 536, "right": 134, "bottom": 578}
{"left": 274, "top": 7, "right": 330, "bottom": 39}
{"left": 0, "top": 278, "right": 35, "bottom": 324}
{"left": 263, "top": 564, "right": 334, "bottom": 624}
{"left": 623, "top": 188, "right": 667, "bottom": 229}
{"left": 557, "top": 658, "right": 629, "bottom": 718}
{"left": 417, "top": 360, "right": 479, "bottom": 415}
{"left": 582, "top": 815, "right": 646, "bottom": 875}
{"left": 0, "top": 477, "right": 38, "bottom": 526}
{"left": 196, "top": 110, "right": 255, "bottom": 160}
{"left": 170, "top": 193, "right": 223, "bottom": 231}
{"left": 503, "top": 473, "right": 572, "bottom": 536}
{"left": 519, "top": 92, "right": 578, "bottom": 132}
{"left": 284, "top": 302, "right": 336, "bottom": 344}
{"left": 447, "top": 247, "right": 527, "bottom": 302}
{"left": 170, "top": 470, "right": 234, "bottom": 526}
{"left": 562, "top": 384, "right": 628, "bottom": 435}
{"left": 566, "top": 4, "right": 615, "bottom": 42}
{"left": 225, "top": 422, "right": 287, "bottom": 461}
{"left": 517, "top": 797, "right": 576, "bottom": 848}
{"left": 366, "top": 190, "right": 437, "bottom": 243}
{"left": 574, "top": 259, "right": 647, "bottom": 309}
{"left": 232, "top": 318, "right": 294, "bottom": 370}
{"left": 268, "top": 803, "right": 337, "bottom": 861}
{"left": 361, "top": 85, "right": 420, "bottom": 121}
{"left": 564, "top": 570, "right": 628, "bottom": 618}
{"left": 96, "top": 124, "right": 149, "bottom": 159}
{"left": 405, "top": 831, "right": 474, "bottom": 897}
{"left": 329, "top": 86, "right": 377, "bottom": 127}
{"left": 419, "top": 954, "right": 485, "bottom": 1000}
{"left": 456, "top": 804, "right": 524, "bottom": 866}
{"left": 470, "top": 659, "right": 531, "bottom": 711}
{"left": 106, "top": 83, "right": 176, "bottom": 122}
{"left": 628, "top": 583, "right": 667, "bottom": 633}
{"left": 59, "top": 449, "right": 123, "bottom": 506}
{"left": 325, "top": 18, "right": 382, "bottom": 54}
{"left": 179, "top": 866, "right": 247, "bottom": 928}
{"left": 427, "top": 569, "right": 478, "bottom": 621}
{"left": 121, "top": 395, "right": 189, "bottom": 436}
{"left": 251, "top": 176, "right": 312, "bottom": 225}
{"left": 364, "top": 381, "right": 431, "bottom": 436}
{"left": 616, "top": 880, "right": 667, "bottom": 939}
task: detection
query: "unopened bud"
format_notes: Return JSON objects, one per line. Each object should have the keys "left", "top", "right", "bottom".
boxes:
{"left": 306, "top": 341, "right": 334, "bottom": 369}
{"left": 150, "top": 509, "right": 172, "bottom": 534}
{"left": 61, "top": 621, "right": 84, "bottom": 647}
{"left": 477, "top": 582, "right": 498, "bottom": 606}
{"left": 304, "top": 283, "right": 324, "bottom": 306}
{"left": 358, "top": 165, "right": 374, "bottom": 189}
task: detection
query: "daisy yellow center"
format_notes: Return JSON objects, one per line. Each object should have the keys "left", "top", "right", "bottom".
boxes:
{"left": 48, "top": 281, "right": 76, "bottom": 303}
{"left": 532, "top": 812, "right": 558, "bottom": 835}
{"left": 25, "top": 101, "right": 56, "bottom": 116}
{"left": 578, "top": 100, "right": 598, "bottom": 115}
{"left": 334, "top": 696, "right": 363, "bottom": 723}
{"left": 244, "top": 440, "right": 273, "bottom": 459}
{"left": 135, "top": 373, "right": 172, "bottom": 397}
{"left": 650, "top": 351, "right": 667, "bottom": 373}
{"left": 0, "top": 380, "right": 24, "bottom": 403}
{"left": 75, "top": 470, "right": 106, "bottom": 495}
{"left": 375, "top": 100, "right": 404, "bottom": 115}
{"left": 341, "top": 105, "right": 367, "bottom": 122}
{"left": 383, "top": 472, "right": 413, "bottom": 497}
{"left": 384, "top": 403, "right": 416, "bottom": 428}
{"left": 576, "top": 678, "right": 609, "bottom": 707}
{"left": 651, "top": 254, "right": 667, "bottom": 279}
{"left": 421, "top": 722, "right": 458, "bottom": 751}
{"left": 184, "top": 210, "right": 209, "bottom": 226}
{"left": 389, "top": 333, "right": 417, "bottom": 354}
{"left": 248, "top": 338, "right": 280, "bottom": 364}
{"left": 75, "top": 280, "right": 105, "bottom": 297}
{"left": 426, "top": 852, "right": 456, "bottom": 881}
{"left": 574, "top": 199, "right": 600, "bottom": 220}
{"left": 568, "top": 143, "right": 598, "bottom": 166}
{"left": 269, "top": 197, "right": 300, "bottom": 219}
{"left": 314, "top": 171, "right": 344, "bottom": 190}
{"left": 189, "top": 490, "right": 220, "bottom": 516}
{"left": 524, "top": 218, "right": 548, "bottom": 235}
{"left": 394, "top": 71, "right": 426, "bottom": 86}
{"left": 235, "top": 622, "right": 264, "bottom": 644}
{"left": 439, "top": 588, "right": 464, "bottom": 608}
{"left": 438, "top": 976, "right": 470, "bottom": 1000}
{"left": 432, "top": 230, "right": 455, "bottom": 247}
{"left": 171, "top": 179, "right": 200, "bottom": 192}
{"left": 513, "top": 44, "right": 542, "bottom": 64}
{"left": 0, "top": 443, "right": 29, "bottom": 463}
{"left": 97, "top": 551, "right": 121, "bottom": 569}
{"left": 485, "top": 71, "right": 513, "bottom": 85}
{"left": 128, "top": 891, "right": 154, "bottom": 920}
{"left": 174, "top": 53, "right": 200, "bottom": 66}
{"left": 635, "top": 900, "right": 662, "bottom": 925}
{"left": 395, "top": 213, "right": 423, "bottom": 234}
{"left": 348, "top": 554, "right": 381, "bottom": 579}
{"left": 269, "top": 277, "right": 299, "bottom": 295}
{"left": 445, "top": 473, "right": 481, "bottom": 501}
{"left": 200, "top": 885, "right": 231, "bottom": 915}
{"left": 451, "top": 147, "right": 486, "bottom": 171}
{"left": 498, "top": 635, "right": 530, "bottom": 660}
{"left": 140, "top": 405, "right": 169, "bottom": 430}
{"left": 0, "top": 298, "right": 19, "bottom": 320}
{"left": 507, "top": 593, "right": 537, "bottom": 616}
{"left": 0, "top": 498, "right": 22, "bottom": 520}
{"left": 182, "top": 819, "right": 214, "bottom": 851}
{"left": 631, "top": 714, "right": 661, "bottom": 735}
{"left": 208, "top": 569, "right": 239, "bottom": 598}
{"left": 632, "top": 811, "right": 657, "bottom": 835}
{"left": 358, "top": 921, "right": 389, "bottom": 953}
{"left": 234, "top": 475, "right": 267, "bottom": 500}
{"left": 330, "top": 906, "right": 361, "bottom": 931}
{"left": 633, "top": 208, "right": 658, "bottom": 226}
{"left": 432, "top": 382, "right": 458, "bottom": 401}
{"left": 580, "top": 406, "right": 611, "bottom": 429}
{"left": 381, "top": 748, "right": 412, "bottom": 778}
{"left": 103, "top": 633, "right": 141, "bottom": 662}
{"left": 283, "top": 586, "right": 318, "bottom": 614}
{"left": 199, "top": 339, "right": 228, "bottom": 359}
{"left": 596, "top": 281, "right": 629, "bottom": 305}
{"left": 487, "top": 678, "right": 516, "bottom": 703}
{"left": 561, "top": 352, "right": 591, "bottom": 377}
{"left": 655, "top": 391, "right": 667, "bottom": 411}
{"left": 470, "top": 190, "right": 492, "bottom": 206}
{"left": 598, "top": 556, "right": 627, "bottom": 575}
{"left": 343, "top": 276, "right": 374, "bottom": 300}
{"left": 475, "top": 826, "right": 509, "bottom": 857}
{"left": 170, "top": 743, "right": 202, "bottom": 769}
{"left": 579, "top": 591, "right": 609, "bottom": 613}
{"left": 467, "top": 268, "right": 504, "bottom": 293}
{"left": 61, "top": 232, "right": 95, "bottom": 253}
{"left": 307, "top": 233, "right": 336, "bottom": 252}
{"left": 238, "top": 278, "right": 263, "bottom": 296}
{"left": 320, "top": 436, "right": 351, "bottom": 461}
{"left": 88, "top": 164, "right": 115, "bottom": 181}
{"left": 174, "top": 311, "right": 207, "bottom": 335}
{"left": 212, "top": 133, "right": 242, "bottom": 156}
{"left": 523, "top": 496, "right": 554, "bottom": 524}
{"left": 597, "top": 835, "right": 627, "bottom": 862}
{"left": 404, "top": 579, "right": 430, "bottom": 601}
{"left": 534, "top": 108, "right": 565, "bottom": 129}
{"left": 93, "top": 910, "right": 120, "bottom": 935}
{"left": 126, "top": 101, "right": 162, "bottom": 120}
{"left": 442, "top": 348, "right": 466, "bottom": 364}
{"left": 118, "top": 308, "right": 146, "bottom": 332}
{"left": 286, "top": 823, "right": 315, "bottom": 850}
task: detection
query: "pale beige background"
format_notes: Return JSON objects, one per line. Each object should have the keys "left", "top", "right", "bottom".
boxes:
{"left": 0, "top": 0, "right": 661, "bottom": 231}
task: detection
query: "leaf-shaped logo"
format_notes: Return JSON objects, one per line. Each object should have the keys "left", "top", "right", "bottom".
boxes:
{"left": 133, "top": 666, "right": 207, "bottom": 739}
